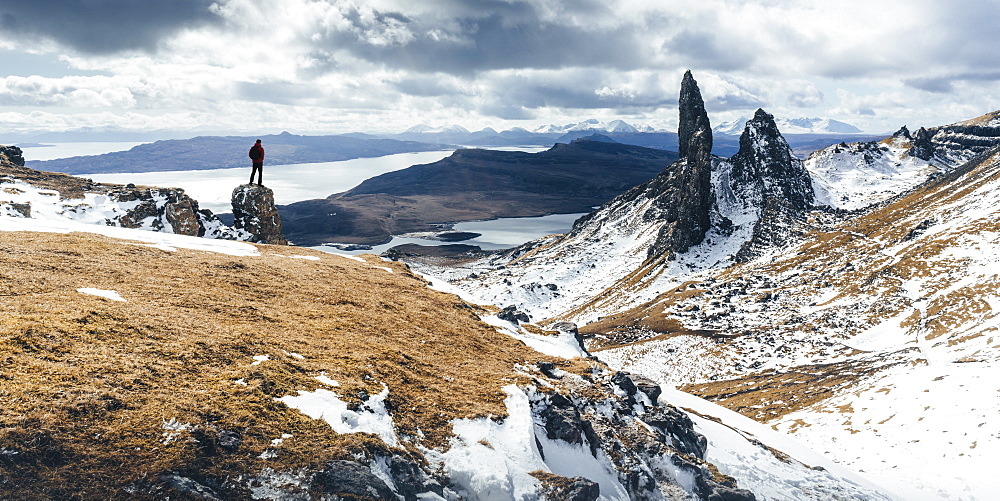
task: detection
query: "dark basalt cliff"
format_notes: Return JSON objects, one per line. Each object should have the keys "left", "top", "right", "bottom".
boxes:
{"left": 910, "top": 110, "right": 1000, "bottom": 164}
{"left": 644, "top": 70, "right": 715, "bottom": 259}
{"left": 730, "top": 109, "right": 816, "bottom": 262}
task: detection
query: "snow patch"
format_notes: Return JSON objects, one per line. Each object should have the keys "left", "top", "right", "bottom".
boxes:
{"left": 278, "top": 385, "right": 399, "bottom": 447}
{"left": 481, "top": 315, "right": 587, "bottom": 359}
{"left": 76, "top": 287, "right": 127, "bottom": 302}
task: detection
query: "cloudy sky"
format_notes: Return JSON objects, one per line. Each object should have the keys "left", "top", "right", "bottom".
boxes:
{"left": 1, "top": 0, "right": 998, "bottom": 137}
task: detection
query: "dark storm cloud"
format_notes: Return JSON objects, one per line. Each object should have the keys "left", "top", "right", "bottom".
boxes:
{"left": 904, "top": 72, "right": 1000, "bottom": 93}
{"left": 322, "top": 2, "right": 649, "bottom": 75}
{"left": 661, "top": 30, "right": 753, "bottom": 72}
{"left": 0, "top": 0, "right": 222, "bottom": 54}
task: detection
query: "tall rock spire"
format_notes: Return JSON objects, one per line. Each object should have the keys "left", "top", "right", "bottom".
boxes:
{"left": 643, "top": 70, "right": 714, "bottom": 259}
{"left": 678, "top": 70, "right": 712, "bottom": 159}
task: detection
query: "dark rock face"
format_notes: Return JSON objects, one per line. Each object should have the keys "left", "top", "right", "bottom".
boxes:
{"left": 638, "top": 71, "right": 715, "bottom": 260}
{"left": 911, "top": 126, "right": 935, "bottom": 161}
{"left": 543, "top": 392, "right": 586, "bottom": 444}
{"left": 678, "top": 70, "right": 712, "bottom": 159}
{"left": 313, "top": 460, "right": 395, "bottom": 499}
{"left": 908, "top": 112, "right": 1000, "bottom": 165}
{"left": 384, "top": 453, "right": 445, "bottom": 500}
{"left": 730, "top": 109, "right": 814, "bottom": 211}
{"left": 526, "top": 371, "right": 756, "bottom": 501}
{"left": 498, "top": 305, "right": 530, "bottom": 324}
{"left": 734, "top": 196, "right": 812, "bottom": 263}
{"left": 727, "top": 109, "right": 816, "bottom": 262}
{"left": 0, "top": 146, "right": 25, "bottom": 167}
{"left": 231, "top": 184, "right": 288, "bottom": 245}
{"left": 645, "top": 405, "right": 708, "bottom": 458}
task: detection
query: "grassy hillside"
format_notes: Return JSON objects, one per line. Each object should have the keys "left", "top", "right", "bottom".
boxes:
{"left": 0, "top": 230, "right": 557, "bottom": 497}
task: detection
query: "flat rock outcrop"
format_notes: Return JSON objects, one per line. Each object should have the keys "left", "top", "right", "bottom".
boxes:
{"left": 232, "top": 184, "right": 287, "bottom": 245}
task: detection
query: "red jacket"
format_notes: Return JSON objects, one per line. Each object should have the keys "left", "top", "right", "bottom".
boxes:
{"left": 249, "top": 143, "right": 265, "bottom": 163}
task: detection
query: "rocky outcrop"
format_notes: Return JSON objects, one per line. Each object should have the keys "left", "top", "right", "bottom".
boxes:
{"left": 498, "top": 305, "right": 531, "bottom": 324}
{"left": 734, "top": 196, "right": 812, "bottom": 263}
{"left": 728, "top": 109, "right": 815, "bottom": 262}
{"left": 0, "top": 145, "right": 25, "bottom": 167}
{"left": 907, "top": 111, "right": 1000, "bottom": 165}
{"left": 730, "top": 109, "right": 814, "bottom": 210}
{"left": 523, "top": 368, "right": 757, "bottom": 501}
{"left": 678, "top": 70, "right": 712, "bottom": 159}
{"left": 105, "top": 184, "right": 235, "bottom": 239}
{"left": 231, "top": 184, "right": 287, "bottom": 245}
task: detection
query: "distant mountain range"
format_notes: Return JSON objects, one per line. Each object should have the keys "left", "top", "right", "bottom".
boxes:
{"left": 714, "top": 116, "right": 862, "bottom": 135}
{"left": 366, "top": 118, "right": 875, "bottom": 158}
{"left": 26, "top": 132, "right": 448, "bottom": 174}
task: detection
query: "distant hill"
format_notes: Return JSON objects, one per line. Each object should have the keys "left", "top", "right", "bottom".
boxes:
{"left": 26, "top": 132, "right": 449, "bottom": 174}
{"left": 278, "top": 139, "right": 679, "bottom": 246}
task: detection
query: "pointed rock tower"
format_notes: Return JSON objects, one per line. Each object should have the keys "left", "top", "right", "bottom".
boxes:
{"left": 644, "top": 70, "right": 715, "bottom": 258}
{"left": 730, "top": 109, "right": 814, "bottom": 210}
{"left": 730, "top": 109, "right": 815, "bottom": 262}
{"left": 232, "top": 184, "right": 288, "bottom": 245}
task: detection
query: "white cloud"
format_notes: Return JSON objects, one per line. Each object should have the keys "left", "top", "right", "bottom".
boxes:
{"left": 0, "top": 0, "right": 999, "bottom": 135}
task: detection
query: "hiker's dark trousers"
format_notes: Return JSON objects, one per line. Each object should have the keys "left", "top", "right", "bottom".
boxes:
{"left": 250, "top": 162, "right": 263, "bottom": 185}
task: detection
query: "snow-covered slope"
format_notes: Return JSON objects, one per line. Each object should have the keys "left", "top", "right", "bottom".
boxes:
{"left": 805, "top": 132, "right": 937, "bottom": 210}
{"left": 596, "top": 145, "right": 1000, "bottom": 499}
{"left": 805, "top": 112, "right": 1000, "bottom": 211}
{"left": 0, "top": 146, "right": 247, "bottom": 241}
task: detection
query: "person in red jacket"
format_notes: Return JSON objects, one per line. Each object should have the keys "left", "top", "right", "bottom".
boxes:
{"left": 248, "top": 139, "right": 265, "bottom": 185}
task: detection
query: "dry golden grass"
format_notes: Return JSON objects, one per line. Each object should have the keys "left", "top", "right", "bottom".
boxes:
{"left": 680, "top": 359, "right": 894, "bottom": 422}
{"left": 0, "top": 229, "right": 560, "bottom": 498}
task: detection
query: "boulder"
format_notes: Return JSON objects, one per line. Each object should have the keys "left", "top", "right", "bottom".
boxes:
{"left": 498, "top": 305, "right": 530, "bottom": 324}
{"left": 231, "top": 184, "right": 288, "bottom": 245}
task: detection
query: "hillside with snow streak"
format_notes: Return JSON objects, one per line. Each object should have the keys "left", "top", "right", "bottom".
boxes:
{"left": 595, "top": 145, "right": 1000, "bottom": 499}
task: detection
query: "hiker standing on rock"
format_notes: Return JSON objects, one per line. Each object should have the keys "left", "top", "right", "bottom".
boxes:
{"left": 248, "top": 139, "right": 265, "bottom": 185}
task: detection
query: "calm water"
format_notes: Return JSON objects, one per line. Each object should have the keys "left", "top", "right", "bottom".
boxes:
{"left": 314, "top": 212, "right": 585, "bottom": 255}
{"left": 18, "top": 142, "right": 149, "bottom": 161}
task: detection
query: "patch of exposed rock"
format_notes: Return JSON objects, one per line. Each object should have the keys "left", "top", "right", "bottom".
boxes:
{"left": 231, "top": 184, "right": 288, "bottom": 245}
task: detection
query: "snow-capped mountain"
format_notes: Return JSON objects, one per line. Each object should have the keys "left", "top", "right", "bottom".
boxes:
{"left": 532, "top": 119, "right": 646, "bottom": 134}
{"left": 402, "top": 124, "right": 471, "bottom": 135}
{"left": 715, "top": 117, "right": 862, "bottom": 135}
